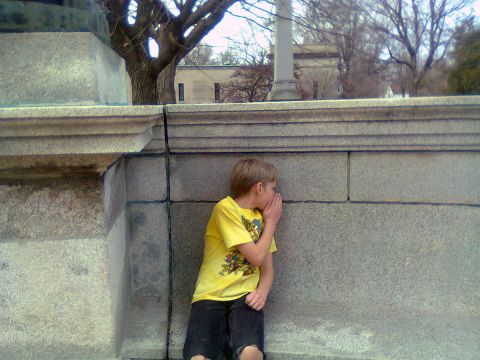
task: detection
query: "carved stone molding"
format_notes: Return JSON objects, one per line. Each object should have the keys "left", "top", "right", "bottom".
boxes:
{"left": 0, "top": 106, "right": 163, "bottom": 177}
{"left": 165, "top": 96, "right": 480, "bottom": 152}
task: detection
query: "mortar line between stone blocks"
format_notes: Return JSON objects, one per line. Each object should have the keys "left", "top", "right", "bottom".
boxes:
{"left": 124, "top": 152, "right": 166, "bottom": 158}
{"left": 347, "top": 151, "right": 351, "bottom": 201}
{"left": 163, "top": 106, "right": 174, "bottom": 360}
{"left": 168, "top": 149, "right": 480, "bottom": 155}
{"left": 127, "top": 200, "right": 168, "bottom": 205}
{"left": 170, "top": 199, "right": 480, "bottom": 208}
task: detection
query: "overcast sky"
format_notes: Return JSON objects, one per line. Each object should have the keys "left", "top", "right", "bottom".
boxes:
{"left": 144, "top": 0, "right": 480, "bottom": 58}
{"left": 202, "top": 0, "right": 480, "bottom": 55}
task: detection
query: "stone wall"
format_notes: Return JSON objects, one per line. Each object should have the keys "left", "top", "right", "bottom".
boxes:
{"left": 1, "top": 96, "right": 479, "bottom": 360}
{"left": 125, "top": 97, "right": 480, "bottom": 359}
{"left": 0, "top": 159, "right": 130, "bottom": 359}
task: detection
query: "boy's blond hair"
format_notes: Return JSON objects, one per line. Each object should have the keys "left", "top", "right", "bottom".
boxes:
{"left": 230, "top": 158, "right": 277, "bottom": 197}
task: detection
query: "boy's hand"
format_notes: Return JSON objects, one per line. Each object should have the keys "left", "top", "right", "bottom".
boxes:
{"left": 245, "top": 291, "right": 266, "bottom": 311}
{"left": 263, "top": 193, "right": 282, "bottom": 227}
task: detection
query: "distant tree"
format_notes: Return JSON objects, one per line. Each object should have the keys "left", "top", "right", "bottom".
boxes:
{"left": 296, "top": 0, "right": 385, "bottom": 98}
{"left": 418, "top": 59, "right": 451, "bottom": 95}
{"left": 180, "top": 43, "right": 217, "bottom": 65}
{"left": 369, "top": 0, "right": 473, "bottom": 96}
{"left": 220, "top": 64, "right": 273, "bottom": 102}
{"left": 218, "top": 48, "right": 242, "bottom": 65}
{"left": 448, "top": 27, "right": 480, "bottom": 94}
{"left": 218, "top": 41, "right": 272, "bottom": 102}
{"left": 295, "top": 69, "right": 339, "bottom": 99}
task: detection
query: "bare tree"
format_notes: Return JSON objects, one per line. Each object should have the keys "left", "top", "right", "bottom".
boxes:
{"left": 220, "top": 63, "right": 273, "bottom": 102}
{"left": 101, "top": 0, "right": 254, "bottom": 104}
{"left": 369, "top": 0, "right": 473, "bottom": 96}
{"left": 218, "top": 35, "right": 274, "bottom": 102}
{"left": 180, "top": 43, "right": 216, "bottom": 65}
{"left": 296, "top": 0, "right": 385, "bottom": 98}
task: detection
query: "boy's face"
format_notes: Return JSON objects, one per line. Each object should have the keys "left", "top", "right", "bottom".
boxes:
{"left": 256, "top": 180, "right": 277, "bottom": 210}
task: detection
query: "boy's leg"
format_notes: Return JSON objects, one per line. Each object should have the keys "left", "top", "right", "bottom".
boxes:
{"left": 183, "top": 300, "right": 229, "bottom": 360}
{"left": 227, "top": 295, "right": 266, "bottom": 360}
{"left": 238, "top": 346, "right": 263, "bottom": 360}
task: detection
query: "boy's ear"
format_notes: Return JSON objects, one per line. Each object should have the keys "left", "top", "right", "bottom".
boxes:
{"left": 255, "top": 181, "right": 263, "bottom": 193}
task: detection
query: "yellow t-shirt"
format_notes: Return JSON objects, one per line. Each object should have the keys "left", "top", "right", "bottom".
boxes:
{"left": 191, "top": 196, "right": 277, "bottom": 303}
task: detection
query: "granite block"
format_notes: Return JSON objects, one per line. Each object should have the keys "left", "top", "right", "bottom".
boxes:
{"left": 126, "top": 156, "right": 167, "bottom": 202}
{"left": 170, "top": 153, "right": 347, "bottom": 202}
{"left": 350, "top": 152, "right": 480, "bottom": 205}
{"left": 0, "top": 237, "right": 117, "bottom": 359}
{"left": 105, "top": 209, "right": 130, "bottom": 355}
{"left": 127, "top": 203, "right": 169, "bottom": 303}
{"left": 103, "top": 158, "right": 127, "bottom": 232}
{"left": 0, "top": 176, "right": 105, "bottom": 239}
{"left": 0, "top": 32, "right": 128, "bottom": 106}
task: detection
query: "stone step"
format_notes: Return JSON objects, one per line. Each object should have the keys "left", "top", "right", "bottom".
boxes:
{"left": 122, "top": 299, "right": 480, "bottom": 360}
{"left": 121, "top": 299, "right": 168, "bottom": 360}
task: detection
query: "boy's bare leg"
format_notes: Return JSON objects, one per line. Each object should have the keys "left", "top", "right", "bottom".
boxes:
{"left": 190, "top": 355, "right": 211, "bottom": 360}
{"left": 239, "top": 345, "right": 263, "bottom": 360}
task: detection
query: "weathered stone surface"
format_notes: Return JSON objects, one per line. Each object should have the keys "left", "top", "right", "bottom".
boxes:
{"left": 170, "top": 203, "right": 214, "bottom": 302}
{"left": 0, "top": 1, "right": 111, "bottom": 45}
{"left": 351, "top": 152, "right": 480, "bottom": 205}
{"left": 103, "top": 158, "right": 127, "bottom": 232}
{"left": 170, "top": 153, "right": 347, "bottom": 202}
{"left": 143, "top": 125, "right": 166, "bottom": 152}
{"left": 261, "top": 303, "right": 480, "bottom": 360}
{"left": 103, "top": 160, "right": 130, "bottom": 357}
{"left": 169, "top": 202, "right": 480, "bottom": 359}
{"left": 0, "top": 33, "right": 127, "bottom": 106}
{"left": 0, "top": 105, "right": 161, "bottom": 159}
{"left": 121, "top": 203, "right": 169, "bottom": 359}
{"left": 0, "top": 154, "right": 122, "bottom": 179}
{"left": 121, "top": 299, "right": 168, "bottom": 359}
{"left": 0, "top": 176, "right": 105, "bottom": 239}
{"left": 105, "top": 209, "right": 130, "bottom": 356}
{"left": 126, "top": 156, "right": 167, "bottom": 202}
{"left": 165, "top": 96, "right": 480, "bottom": 152}
{"left": 127, "top": 203, "right": 169, "bottom": 303}
{"left": 0, "top": 237, "right": 118, "bottom": 360}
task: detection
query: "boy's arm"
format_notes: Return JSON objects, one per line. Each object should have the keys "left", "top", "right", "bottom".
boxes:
{"left": 236, "top": 222, "right": 275, "bottom": 267}
{"left": 237, "top": 193, "right": 282, "bottom": 267}
{"left": 246, "top": 253, "right": 274, "bottom": 311}
{"left": 257, "top": 252, "right": 274, "bottom": 299}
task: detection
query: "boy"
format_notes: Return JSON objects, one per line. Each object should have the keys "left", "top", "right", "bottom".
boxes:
{"left": 183, "top": 158, "right": 283, "bottom": 360}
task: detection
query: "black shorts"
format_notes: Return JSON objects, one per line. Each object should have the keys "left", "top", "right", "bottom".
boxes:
{"left": 182, "top": 294, "right": 265, "bottom": 360}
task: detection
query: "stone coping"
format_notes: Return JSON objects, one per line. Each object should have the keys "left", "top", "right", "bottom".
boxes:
{"left": 165, "top": 95, "right": 480, "bottom": 115}
{"left": 165, "top": 96, "right": 480, "bottom": 152}
{"left": 0, "top": 105, "right": 163, "bottom": 176}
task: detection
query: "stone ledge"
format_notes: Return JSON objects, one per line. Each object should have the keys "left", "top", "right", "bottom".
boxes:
{"left": 0, "top": 106, "right": 163, "bottom": 176}
{"left": 168, "top": 301, "right": 480, "bottom": 360}
{"left": 165, "top": 96, "right": 480, "bottom": 152}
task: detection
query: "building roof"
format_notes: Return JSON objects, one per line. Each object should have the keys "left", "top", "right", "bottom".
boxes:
{"left": 176, "top": 65, "right": 243, "bottom": 70}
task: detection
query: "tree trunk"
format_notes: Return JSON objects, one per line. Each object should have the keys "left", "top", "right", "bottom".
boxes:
{"left": 129, "top": 65, "right": 159, "bottom": 105}
{"left": 157, "top": 58, "right": 177, "bottom": 104}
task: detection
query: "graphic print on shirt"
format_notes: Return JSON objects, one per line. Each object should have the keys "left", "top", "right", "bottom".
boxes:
{"left": 219, "top": 215, "right": 263, "bottom": 276}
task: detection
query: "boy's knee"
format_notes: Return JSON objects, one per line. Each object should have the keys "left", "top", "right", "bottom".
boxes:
{"left": 239, "top": 345, "right": 263, "bottom": 360}
{"left": 190, "top": 355, "right": 211, "bottom": 360}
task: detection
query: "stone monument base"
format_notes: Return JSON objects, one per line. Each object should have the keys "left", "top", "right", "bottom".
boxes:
{"left": 267, "top": 80, "right": 302, "bottom": 101}
{"left": 0, "top": 32, "right": 130, "bottom": 107}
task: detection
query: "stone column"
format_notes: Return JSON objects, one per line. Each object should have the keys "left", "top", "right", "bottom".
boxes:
{"left": 268, "top": 0, "right": 301, "bottom": 101}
